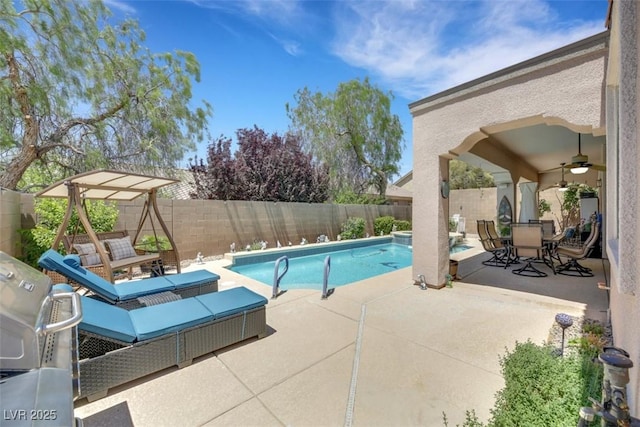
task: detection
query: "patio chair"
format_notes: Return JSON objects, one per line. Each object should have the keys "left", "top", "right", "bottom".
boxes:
{"left": 529, "top": 219, "right": 556, "bottom": 238}
{"left": 510, "top": 223, "right": 554, "bottom": 277}
{"left": 555, "top": 221, "right": 600, "bottom": 277}
{"left": 51, "top": 283, "right": 268, "bottom": 402}
{"left": 39, "top": 249, "right": 219, "bottom": 309}
{"left": 477, "top": 220, "right": 508, "bottom": 267}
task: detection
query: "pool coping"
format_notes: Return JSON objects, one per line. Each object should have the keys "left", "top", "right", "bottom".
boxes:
{"left": 224, "top": 235, "right": 395, "bottom": 266}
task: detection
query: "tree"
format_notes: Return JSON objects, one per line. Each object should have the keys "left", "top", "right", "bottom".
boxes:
{"left": 449, "top": 160, "right": 495, "bottom": 189}
{"left": 553, "top": 183, "right": 597, "bottom": 232}
{"left": 286, "top": 77, "right": 404, "bottom": 199}
{"left": 190, "top": 127, "right": 329, "bottom": 203}
{"left": 0, "top": 0, "right": 212, "bottom": 190}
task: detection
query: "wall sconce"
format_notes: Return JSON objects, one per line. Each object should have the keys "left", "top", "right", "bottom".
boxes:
{"left": 440, "top": 180, "right": 450, "bottom": 199}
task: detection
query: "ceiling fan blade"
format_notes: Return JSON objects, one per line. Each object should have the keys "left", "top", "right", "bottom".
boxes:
{"left": 591, "top": 164, "right": 606, "bottom": 171}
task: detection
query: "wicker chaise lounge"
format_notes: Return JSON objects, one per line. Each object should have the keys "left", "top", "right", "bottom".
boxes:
{"left": 40, "top": 250, "right": 219, "bottom": 309}
{"left": 52, "top": 284, "right": 268, "bottom": 402}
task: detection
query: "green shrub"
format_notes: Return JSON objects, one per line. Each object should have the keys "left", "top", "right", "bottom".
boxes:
{"left": 135, "top": 235, "right": 172, "bottom": 252}
{"left": 340, "top": 217, "right": 365, "bottom": 239}
{"left": 393, "top": 220, "right": 411, "bottom": 231}
{"left": 19, "top": 198, "right": 118, "bottom": 268}
{"left": 490, "top": 341, "right": 603, "bottom": 426}
{"left": 374, "top": 216, "right": 395, "bottom": 236}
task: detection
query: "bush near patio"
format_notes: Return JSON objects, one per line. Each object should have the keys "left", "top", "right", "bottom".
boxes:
{"left": 374, "top": 216, "right": 412, "bottom": 236}
{"left": 374, "top": 216, "right": 395, "bottom": 235}
{"left": 18, "top": 198, "right": 118, "bottom": 268}
{"left": 393, "top": 220, "right": 411, "bottom": 231}
{"left": 444, "top": 335, "right": 604, "bottom": 427}
{"left": 340, "top": 217, "right": 366, "bottom": 239}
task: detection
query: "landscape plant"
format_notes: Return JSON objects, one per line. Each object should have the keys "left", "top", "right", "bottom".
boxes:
{"left": 374, "top": 216, "right": 395, "bottom": 235}
{"left": 135, "top": 235, "right": 172, "bottom": 252}
{"left": 554, "top": 184, "right": 597, "bottom": 232}
{"left": 190, "top": 127, "right": 329, "bottom": 202}
{"left": 19, "top": 198, "right": 118, "bottom": 267}
{"left": 287, "top": 77, "right": 404, "bottom": 200}
{"left": 1, "top": 0, "right": 211, "bottom": 190}
{"left": 340, "top": 217, "right": 366, "bottom": 240}
{"left": 443, "top": 335, "right": 604, "bottom": 426}
{"left": 393, "top": 220, "right": 411, "bottom": 231}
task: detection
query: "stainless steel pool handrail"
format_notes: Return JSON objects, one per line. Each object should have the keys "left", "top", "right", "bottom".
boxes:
{"left": 322, "top": 255, "right": 334, "bottom": 299}
{"left": 272, "top": 256, "right": 289, "bottom": 299}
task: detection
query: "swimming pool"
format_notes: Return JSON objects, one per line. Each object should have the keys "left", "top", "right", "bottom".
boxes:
{"left": 228, "top": 242, "right": 413, "bottom": 289}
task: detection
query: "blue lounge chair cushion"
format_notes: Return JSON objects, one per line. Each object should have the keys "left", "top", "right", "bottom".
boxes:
{"left": 164, "top": 270, "right": 220, "bottom": 290}
{"left": 38, "top": 250, "right": 120, "bottom": 302}
{"left": 80, "top": 296, "right": 137, "bottom": 343}
{"left": 195, "top": 287, "right": 268, "bottom": 320}
{"left": 39, "top": 249, "right": 186, "bottom": 301}
{"left": 129, "top": 298, "right": 214, "bottom": 341}
{"left": 114, "top": 276, "right": 174, "bottom": 299}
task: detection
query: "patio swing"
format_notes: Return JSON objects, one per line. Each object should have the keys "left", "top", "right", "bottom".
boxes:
{"left": 36, "top": 169, "right": 182, "bottom": 283}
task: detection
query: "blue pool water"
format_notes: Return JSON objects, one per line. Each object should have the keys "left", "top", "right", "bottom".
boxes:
{"left": 228, "top": 242, "right": 413, "bottom": 289}
{"left": 450, "top": 244, "right": 472, "bottom": 254}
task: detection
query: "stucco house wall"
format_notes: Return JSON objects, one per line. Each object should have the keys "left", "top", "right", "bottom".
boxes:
{"left": 410, "top": 33, "right": 608, "bottom": 288}
{"left": 606, "top": 0, "right": 640, "bottom": 412}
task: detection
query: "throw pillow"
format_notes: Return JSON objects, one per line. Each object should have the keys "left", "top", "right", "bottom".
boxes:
{"left": 80, "top": 253, "right": 102, "bottom": 266}
{"left": 72, "top": 242, "right": 102, "bottom": 266}
{"left": 73, "top": 242, "right": 96, "bottom": 256}
{"left": 105, "top": 237, "right": 137, "bottom": 260}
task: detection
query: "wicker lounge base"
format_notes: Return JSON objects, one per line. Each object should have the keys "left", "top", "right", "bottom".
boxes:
{"left": 78, "top": 306, "right": 267, "bottom": 402}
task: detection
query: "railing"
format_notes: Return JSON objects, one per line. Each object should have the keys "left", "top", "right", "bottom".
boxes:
{"left": 272, "top": 256, "right": 289, "bottom": 299}
{"left": 321, "top": 255, "right": 334, "bottom": 299}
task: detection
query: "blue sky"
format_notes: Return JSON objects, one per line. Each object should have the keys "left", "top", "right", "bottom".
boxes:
{"left": 105, "top": 0, "right": 607, "bottom": 180}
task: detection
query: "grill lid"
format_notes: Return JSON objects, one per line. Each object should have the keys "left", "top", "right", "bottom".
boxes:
{"left": 0, "top": 252, "right": 53, "bottom": 371}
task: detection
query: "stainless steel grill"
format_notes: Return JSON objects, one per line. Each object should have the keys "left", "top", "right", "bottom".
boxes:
{"left": 0, "top": 252, "right": 82, "bottom": 426}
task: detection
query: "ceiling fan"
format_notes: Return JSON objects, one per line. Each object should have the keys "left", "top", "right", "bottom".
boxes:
{"left": 556, "top": 162, "right": 569, "bottom": 192}
{"left": 566, "top": 133, "right": 606, "bottom": 174}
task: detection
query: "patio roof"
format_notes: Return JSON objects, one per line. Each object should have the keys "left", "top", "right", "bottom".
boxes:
{"left": 36, "top": 170, "right": 179, "bottom": 201}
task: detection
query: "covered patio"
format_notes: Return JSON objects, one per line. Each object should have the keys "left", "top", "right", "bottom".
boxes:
{"left": 410, "top": 31, "right": 609, "bottom": 291}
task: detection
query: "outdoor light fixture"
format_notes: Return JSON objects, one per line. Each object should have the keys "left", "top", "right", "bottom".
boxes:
{"left": 570, "top": 166, "right": 589, "bottom": 175}
{"left": 557, "top": 162, "right": 569, "bottom": 191}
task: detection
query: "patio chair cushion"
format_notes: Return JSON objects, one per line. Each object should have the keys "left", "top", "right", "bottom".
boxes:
{"left": 80, "top": 296, "right": 137, "bottom": 343}
{"left": 114, "top": 276, "right": 175, "bottom": 300}
{"left": 39, "top": 249, "right": 201, "bottom": 302}
{"left": 129, "top": 298, "right": 214, "bottom": 341}
{"left": 195, "top": 287, "right": 268, "bottom": 319}
{"left": 39, "top": 251, "right": 120, "bottom": 302}
{"left": 164, "top": 269, "right": 220, "bottom": 290}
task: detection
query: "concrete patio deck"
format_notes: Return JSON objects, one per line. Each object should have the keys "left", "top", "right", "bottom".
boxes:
{"left": 74, "top": 237, "right": 609, "bottom": 426}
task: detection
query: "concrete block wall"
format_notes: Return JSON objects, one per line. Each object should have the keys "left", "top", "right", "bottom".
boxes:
{"left": 11, "top": 195, "right": 410, "bottom": 260}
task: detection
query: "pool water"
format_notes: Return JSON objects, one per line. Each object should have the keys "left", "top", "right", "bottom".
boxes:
{"left": 228, "top": 243, "right": 413, "bottom": 289}
{"left": 450, "top": 244, "right": 472, "bottom": 254}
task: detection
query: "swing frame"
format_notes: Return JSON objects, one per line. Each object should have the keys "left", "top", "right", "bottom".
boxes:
{"left": 36, "top": 170, "right": 182, "bottom": 282}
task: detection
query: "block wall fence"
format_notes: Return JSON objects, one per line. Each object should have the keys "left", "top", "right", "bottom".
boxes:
{"left": 0, "top": 186, "right": 565, "bottom": 260}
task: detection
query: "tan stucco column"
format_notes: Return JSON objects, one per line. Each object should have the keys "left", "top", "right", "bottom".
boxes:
{"left": 412, "top": 154, "right": 449, "bottom": 287}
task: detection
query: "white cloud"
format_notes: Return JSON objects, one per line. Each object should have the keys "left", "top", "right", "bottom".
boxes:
{"left": 103, "top": 0, "right": 137, "bottom": 15}
{"left": 188, "top": 0, "right": 310, "bottom": 55}
{"left": 331, "top": 0, "right": 604, "bottom": 100}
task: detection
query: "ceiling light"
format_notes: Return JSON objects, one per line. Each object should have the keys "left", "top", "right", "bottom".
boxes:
{"left": 558, "top": 186, "right": 569, "bottom": 192}
{"left": 570, "top": 166, "right": 589, "bottom": 175}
